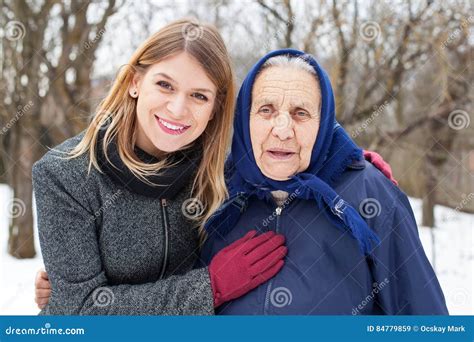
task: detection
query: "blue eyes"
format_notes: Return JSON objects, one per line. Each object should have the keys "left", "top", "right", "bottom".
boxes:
{"left": 156, "top": 80, "right": 208, "bottom": 102}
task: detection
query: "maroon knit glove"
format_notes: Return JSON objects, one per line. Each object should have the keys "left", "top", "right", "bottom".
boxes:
{"left": 364, "top": 150, "right": 398, "bottom": 186}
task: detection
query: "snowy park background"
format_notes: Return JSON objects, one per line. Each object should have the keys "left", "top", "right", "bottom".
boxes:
{"left": 1, "top": 0, "right": 473, "bottom": 316}
{"left": 1, "top": 183, "right": 472, "bottom": 315}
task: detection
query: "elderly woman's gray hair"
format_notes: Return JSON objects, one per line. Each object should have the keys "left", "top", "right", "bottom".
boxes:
{"left": 261, "top": 55, "right": 317, "bottom": 75}
{"left": 258, "top": 54, "right": 321, "bottom": 109}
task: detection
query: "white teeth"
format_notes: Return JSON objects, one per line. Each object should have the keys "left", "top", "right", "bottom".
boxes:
{"left": 159, "top": 118, "right": 186, "bottom": 131}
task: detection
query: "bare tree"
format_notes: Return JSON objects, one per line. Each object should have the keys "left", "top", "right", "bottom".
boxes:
{"left": 0, "top": 0, "right": 118, "bottom": 258}
{"left": 257, "top": 0, "right": 294, "bottom": 47}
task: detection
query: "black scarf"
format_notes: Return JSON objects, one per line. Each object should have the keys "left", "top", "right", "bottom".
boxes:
{"left": 97, "top": 130, "right": 201, "bottom": 199}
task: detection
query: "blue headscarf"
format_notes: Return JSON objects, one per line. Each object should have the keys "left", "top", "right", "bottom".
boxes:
{"left": 206, "top": 49, "right": 380, "bottom": 255}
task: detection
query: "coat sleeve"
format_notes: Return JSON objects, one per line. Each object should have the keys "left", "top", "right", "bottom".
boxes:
{"left": 32, "top": 157, "right": 214, "bottom": 316}
{"left": 369, "top": 192, "right": 449, "bottom": 315}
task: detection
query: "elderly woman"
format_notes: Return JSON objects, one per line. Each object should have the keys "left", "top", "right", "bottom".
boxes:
{"left": 201, "top": 49, "right": 448, "bottom": 315}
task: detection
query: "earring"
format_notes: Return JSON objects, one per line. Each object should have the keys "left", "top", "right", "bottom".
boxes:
{"left": 131, "top": 90, "right": 138, "bottom": 98}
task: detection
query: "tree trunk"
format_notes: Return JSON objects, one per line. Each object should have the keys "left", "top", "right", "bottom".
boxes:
{"left": 7, "top": 130, "right": 37, "bottom": 258}
{"left": 421, "top": 107, "right": 457, "bottom": 228}
{"left": 421, "top": 158, "right": 436, "bottom": 228}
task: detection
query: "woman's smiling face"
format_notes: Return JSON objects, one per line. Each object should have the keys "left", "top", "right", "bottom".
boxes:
{"left": 131, "top": 51, "right": 217, "bottom": 157}
{"left": 249, "top": 66, "right": 321, "bottom": 181}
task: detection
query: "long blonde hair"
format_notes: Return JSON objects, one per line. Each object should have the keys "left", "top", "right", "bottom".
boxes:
{"left": 69, "top": 18, "right": 235, "bottom": 241}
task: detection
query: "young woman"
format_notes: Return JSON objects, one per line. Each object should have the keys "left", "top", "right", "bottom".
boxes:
{"left": 33, "top": 20, "right": 397, "bottom": 315}
{"left": 32, "top": 18, "right": 288, "bottom": 315}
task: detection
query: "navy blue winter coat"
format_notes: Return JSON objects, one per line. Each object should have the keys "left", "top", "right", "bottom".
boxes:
{"left": 201, "top": 159, "right": 449, "bottom": 315}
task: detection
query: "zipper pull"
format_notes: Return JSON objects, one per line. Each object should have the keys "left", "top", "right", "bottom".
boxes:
{"left": 275, "top": 207, "right": 282, "bottom": 216}
{"left": 161, "top": 198, "right": 167, "bottom": 206}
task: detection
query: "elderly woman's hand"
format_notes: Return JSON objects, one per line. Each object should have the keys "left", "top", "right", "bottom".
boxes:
{"left": 34, "top": 268, "right": 51, "bottom": 309}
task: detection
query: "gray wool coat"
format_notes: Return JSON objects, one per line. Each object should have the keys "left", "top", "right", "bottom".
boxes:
{"left": 32, "top": 133, "right": 214, "bottom": 315}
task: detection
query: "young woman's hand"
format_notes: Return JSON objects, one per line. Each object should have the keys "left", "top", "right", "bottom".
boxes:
{"left": 363, "top": 150, "right": 398, "bottom": 185}
{"left": 34, "top": 268, "right": 51, "bottom": 309}
{"left": 209, "top": 230, "right": 287, "bottom": 308}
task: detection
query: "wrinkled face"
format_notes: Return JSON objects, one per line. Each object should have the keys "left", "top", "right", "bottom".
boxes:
{"left": 249, "top": 66, "right": 321, "bottom": 180}
{"left": 130, "top": 51, "right": 217, "bottom": 157}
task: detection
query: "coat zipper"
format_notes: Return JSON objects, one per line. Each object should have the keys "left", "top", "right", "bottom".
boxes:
{"left": 158, "top": 198, "right": 169, "bottom": 280}
{"left": 263, "top": 205, "right": 282, "bottom": 314}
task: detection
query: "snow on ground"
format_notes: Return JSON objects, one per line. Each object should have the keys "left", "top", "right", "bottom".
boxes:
{"left": 0, "top": 183, "right": 472, "bottom": 315}
{"left": 409, "top": 198, "right": 473, "bottom": 315}
{"left": 0, "top": 184, "right": 43, "bottom": 315}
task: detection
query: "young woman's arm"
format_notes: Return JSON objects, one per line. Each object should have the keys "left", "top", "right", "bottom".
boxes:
{"left": 33, "top": 158, "right": 215, "bottom": 315}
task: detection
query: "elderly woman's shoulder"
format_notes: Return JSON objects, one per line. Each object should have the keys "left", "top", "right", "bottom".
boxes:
{"left": 336, "top": 159, "right": 404, "bottom": 212}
